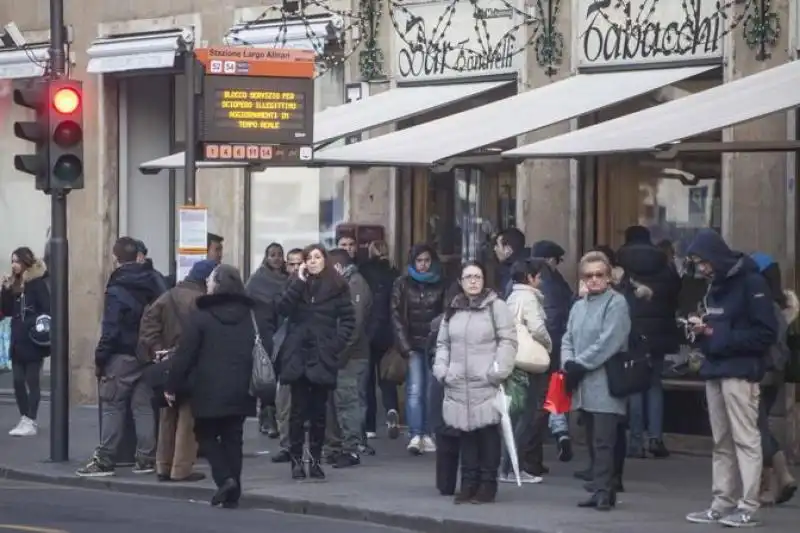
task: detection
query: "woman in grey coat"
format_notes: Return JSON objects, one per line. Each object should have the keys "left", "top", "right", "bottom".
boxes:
{"left": 434, "top": 261, "right": 517, "bottom": 504}
{"left": 562, "top": 251, "right": 630, "bottom": 511}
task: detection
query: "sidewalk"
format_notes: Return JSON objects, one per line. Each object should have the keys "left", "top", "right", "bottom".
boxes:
{"left": 0, "top": 401, "right": 797, "bottom": 533}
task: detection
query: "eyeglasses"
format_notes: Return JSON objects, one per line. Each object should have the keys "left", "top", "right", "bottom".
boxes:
{"left": 461, "top": 274, "right": 484, "bottom": 282}
{"left": 582, "top": 271, "right": 606, "bottom": 280}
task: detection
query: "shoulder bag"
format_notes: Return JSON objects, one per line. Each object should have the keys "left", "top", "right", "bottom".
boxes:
{"left": 249, "top": 310, "right": 277, "bottom": 398}
{"left": 380, "top": 278, "right": 409, "bottom": 384}
{"left": 601, "top": 293, "right": 652, "bottom": 398}
{"left": 512, "top": 302, "right": 550, "bottom": 374}
{"left": 142, "top": 292, "right": 184, "bottom": 406}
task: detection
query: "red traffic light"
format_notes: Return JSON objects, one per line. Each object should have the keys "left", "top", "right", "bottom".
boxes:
{"left": 52, "top": 87, "right": 80, "bottom": 114}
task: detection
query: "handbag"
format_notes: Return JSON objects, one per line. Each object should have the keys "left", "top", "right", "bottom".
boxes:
{"left": 511, "top": 303, "right": 550, "bottom": 374}
{"left": 543, "top": 371, "right": 571, "bottom": 414}
{"left": 249, "top": 310, "right": 277, "bottom": 397}
{"left": 605, "top": 332, "right": 652, "bottom": 398}
{"left": 379, "top": 347, "right": 407, "bottom": 384}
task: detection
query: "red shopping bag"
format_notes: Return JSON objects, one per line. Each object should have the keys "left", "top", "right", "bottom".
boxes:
{"left": 543, "top": 372, "right": 572, "bottom": 414}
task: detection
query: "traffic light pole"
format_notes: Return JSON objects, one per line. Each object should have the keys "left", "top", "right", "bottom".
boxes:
{"left": 49, "top": 0, "right": 70, "bottom": 462}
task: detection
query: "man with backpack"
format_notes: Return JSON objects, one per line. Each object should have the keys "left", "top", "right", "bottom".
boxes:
{"left": 684, "top": 230, "right": 778, "bottom": 528}
{"left": 76, "top": 237, "right": 165, "bottom": 477}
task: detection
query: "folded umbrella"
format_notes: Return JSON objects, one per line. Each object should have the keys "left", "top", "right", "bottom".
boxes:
{"left": 493, "top": 362, "right": 521, "bottom": 487}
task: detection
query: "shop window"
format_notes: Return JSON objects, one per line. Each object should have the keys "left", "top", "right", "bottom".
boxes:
{"left": 0, "top": 80, "right": 51, "bottom": 264}
{"left": 248, "top": 66, "right": 347, "bottom": 270}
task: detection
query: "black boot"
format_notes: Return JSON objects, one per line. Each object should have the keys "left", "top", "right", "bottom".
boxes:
{"left": 454, "top": 472, "right": 479, "bottom": 504}
{"left": 211, "top": 478, "right": 238, "bottom": 506}
{"left": 471, "top": 478, "right": 498, "bottom": 504}
{"left": 309, "top": 458, "right": 325, "bottom": 480}
{"left": 291, "top": 456, "right": 306, "bottom": 480}
{"left": 578, "top": 491, "right": 616, "bottom": 510}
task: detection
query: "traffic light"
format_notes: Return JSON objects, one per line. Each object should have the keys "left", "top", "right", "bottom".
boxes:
{"left": 12, "top": 79, "right": 49, "bottom": 190}
{"left": 47, "top": 79, "right": 84, "bottom": 191}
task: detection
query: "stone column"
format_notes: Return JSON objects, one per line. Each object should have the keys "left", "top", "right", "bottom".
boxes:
{"left": 517, "top": 2, "right": 576, "bottom": 282}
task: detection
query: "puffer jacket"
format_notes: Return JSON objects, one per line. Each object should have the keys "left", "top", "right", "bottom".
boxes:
{"left": 616, "top": 241, "right": 681, "bottom": 353}
{"left": 359, "top": 258, "right": 399, "bottom": 350}
{"left": 391, "top": 275, "right": 447, "bottom": 356}
{"left": 433, "top": 290, "right": 517, "bottom": 431}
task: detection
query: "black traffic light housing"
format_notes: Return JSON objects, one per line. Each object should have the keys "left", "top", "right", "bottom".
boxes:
{"left": 47, "top": 79, "right": 84, "bottom": 191}
{"left": 12, "top": 79, "right": 49, "bottom": 191}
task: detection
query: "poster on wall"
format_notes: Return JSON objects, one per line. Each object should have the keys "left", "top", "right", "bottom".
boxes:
{"left": 178, "top": 206, "right": 209, "bottom": 251}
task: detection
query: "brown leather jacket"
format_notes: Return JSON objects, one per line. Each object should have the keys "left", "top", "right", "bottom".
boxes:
{"left": 138, "top": 279, "right": 205, "bottom": 361}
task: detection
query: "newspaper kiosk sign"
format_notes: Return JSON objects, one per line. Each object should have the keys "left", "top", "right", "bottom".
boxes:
{"left": 195, "top": 47, "right": 316, "bottom": 165}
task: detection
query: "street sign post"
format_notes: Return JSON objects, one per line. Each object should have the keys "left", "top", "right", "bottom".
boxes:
{"left": 193, "top": 47, "right": 316, "bottom": 166}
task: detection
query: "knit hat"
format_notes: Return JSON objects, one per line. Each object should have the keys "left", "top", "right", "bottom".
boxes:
{"left": 186, "top": 259, "right": 218, "bottom": 282}
{"left": 531, "top": 240, "right": 565, "bottom": 260}
{"left": 624, "top": 225, "right": 651, "bottom": 245}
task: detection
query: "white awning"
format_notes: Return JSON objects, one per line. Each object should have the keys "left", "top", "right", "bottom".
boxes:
{"left": 224, "top": 16, "right": 340, "bottom": 52}
{"left": 0, "top": 45, "right": 49, "bottom": 79}
{"left": 313, "top": 65, "right": 715, "bottom": 167}
{"left": 139, "top": 152, "right": 254, "bottom": 174}
{"left": 315, "top": 81, "right": 510, "bottom": 145}
{"left": 86, "top": 29, "right": 191, "bottom": 74}
{"left": 503, "top": 60, "right": 800, "bottom": 159}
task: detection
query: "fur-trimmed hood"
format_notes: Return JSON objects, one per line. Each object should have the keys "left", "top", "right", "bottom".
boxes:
{"left": 21, "top": 259, "right": 47, "bottom": 284}
{"left": 783, "top": 289, "right": 799, "bottom": 325}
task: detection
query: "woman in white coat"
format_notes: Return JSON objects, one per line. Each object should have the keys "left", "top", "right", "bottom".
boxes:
{"left": 502, "top": 259, "right": 553, "bottom": 483}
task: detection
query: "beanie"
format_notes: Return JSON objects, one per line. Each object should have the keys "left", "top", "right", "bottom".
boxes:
{"left": 531, "top": 240, "right": 565, "bottom": 260}
{"left": 187, "top": 259, "right": 218, "bottom": 283}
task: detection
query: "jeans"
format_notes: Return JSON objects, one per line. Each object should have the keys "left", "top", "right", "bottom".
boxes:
{"left": 758, "top": 384, "right": 780, "bottom": 467}
{"left": 628, "top": 355, "right": 664, "bottom": 449}
{"left": 194, "top": 416, "right": 244, "bottom": 502}
{"left": 405, "top": 351, "right": 431, "bottom": 437}
{"left": 549, "top": 413, "right": 569, "bottom": 436}
{"left": 364, "top": 346, "right": 399, "bottom": 432}
{"left": 12, "top": 359, "right": 42, "bottom": 420}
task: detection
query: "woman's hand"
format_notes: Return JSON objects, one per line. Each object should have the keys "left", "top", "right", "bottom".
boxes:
{"left": 297, "top": 263, "right": 308, "bottom": 282}
{"left": 164, "top": 392, "right": 176, "bottom": 406}
{"left": 1, "top": 275, "right": 12, "bottom": 289}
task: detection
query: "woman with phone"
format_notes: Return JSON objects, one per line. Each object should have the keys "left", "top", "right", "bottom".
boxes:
{"left": 2, "top": 247, "right": 50, "bottom": 437}
{"left": 274, "top": 244, "right": 355, "bottom": 480}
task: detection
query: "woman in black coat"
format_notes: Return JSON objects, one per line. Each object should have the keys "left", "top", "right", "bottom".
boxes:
{"left": 165, "top": 264, "right": 275, "bottom": 509}
{"left": 275, "top": 244, "right": 355, "bottom": 480}
{"left": 1, "top": 247, "right": 50, "bottom": 437}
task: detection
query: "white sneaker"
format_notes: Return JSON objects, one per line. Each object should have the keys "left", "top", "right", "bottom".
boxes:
{"left": 407, "top": 435, "right": 423, "bottom": 455}
{"left": 15, "top": 417, "right": 37, "bottom": 437}
{"left": 8, "top": 417, "right": 25, "bottom": 436}
{"left": 365, "top": 432, "right": 377, "bottom": 439}
{"left": 422, "top": 435, "right": 437, "bottom": 453}
{"left": 499, "top": 471, "right": 543, "bottom": 484}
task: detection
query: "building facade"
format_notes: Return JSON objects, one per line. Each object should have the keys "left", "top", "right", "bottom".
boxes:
{"left": 1, "top": 0, "right": 798, "bottom": 454}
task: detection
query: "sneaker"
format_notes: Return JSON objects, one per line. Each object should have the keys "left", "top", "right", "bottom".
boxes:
{"left": 500, "top": 471, "right": 543, "bottom": 484}
{"left": 719, "top": 509, "right": 761, "bottom": 528}
{"left": 333, "top": 452, "right": 360, "bottom": 469}
{"left": 557, "top": 435, "right": 573, "bottom": 462}
{"left": 358, "top": 443, "right": 376, "bottom": 456}
{"left": 8, "top": 417, "right": 25, "bottom": 436}
{"left": 365, "top": 431, "right": 377, "bottom": 439}
{"left": 685, "top": 508, "right": 726, "bottom": 524}
{"left": 407, "top": 435, "right": 423, "bottom": 455}
{"left": 648, "top": 438, "right": 670, "bottom": 458}
{"left": 76, "top": 456, "right": 115, "bottom": 477}
{"left": 14, "top": 418, "right": 37, "bottom": 437}
{"left": 132, "top": 459, "right": 155, "bottom": 474}
{"left": 386, "top": 409, "right": 400, "bottom": 440}
{"left": 422, "top": 435, "right": 437, "bottom": 453}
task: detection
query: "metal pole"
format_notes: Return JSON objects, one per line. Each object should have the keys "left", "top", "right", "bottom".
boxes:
{"left": 49, "top": 0, "right": 69, "bottom": 462}
{"left": 184, "top": 51, "right": 197, "bottom": 205}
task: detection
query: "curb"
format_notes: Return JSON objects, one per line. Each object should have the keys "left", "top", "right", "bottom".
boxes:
{"left": 0, "top": 465, "right": 537, "bottom": 533}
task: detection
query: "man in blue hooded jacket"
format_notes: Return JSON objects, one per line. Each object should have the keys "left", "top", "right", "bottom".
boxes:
{"left": 684, "top": 229, "right": 777, "bottom": 528}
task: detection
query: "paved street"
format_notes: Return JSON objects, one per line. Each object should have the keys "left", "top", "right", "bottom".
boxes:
{"left": 0, "top": 478, "right": 415, "bottom": 533}
{"left": 0, "top": 400, "right": 797, "bottom": 533}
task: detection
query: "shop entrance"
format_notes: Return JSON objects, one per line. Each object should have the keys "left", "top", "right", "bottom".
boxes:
{"left": 399, "top": 164, "right": 516, "bottom": 286}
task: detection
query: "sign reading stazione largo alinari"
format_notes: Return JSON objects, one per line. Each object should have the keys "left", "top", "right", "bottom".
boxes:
{"left": 577, "top": 0, "right": 726, "bottom": 67}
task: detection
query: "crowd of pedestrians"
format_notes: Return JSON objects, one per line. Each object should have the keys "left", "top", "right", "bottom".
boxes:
{"left": 1, "top": 226, "right": 797, "bottom": 525}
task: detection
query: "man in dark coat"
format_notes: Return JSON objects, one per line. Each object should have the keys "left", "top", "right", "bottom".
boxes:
{"left": 684, "top": 229, "right": 777, "bottom": 528}
{"left": 616, "top": 225, "right": 681, "bottom": 458}
{"left": 76, "top": 237, "right": 164, "bottom": 477}
{"left": 493, "top": 228, "right": 529, "bottom": 300}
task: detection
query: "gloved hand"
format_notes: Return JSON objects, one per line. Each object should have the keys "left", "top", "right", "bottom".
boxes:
{"left": 563, "top": 360, "right": 588, "bottom": 391}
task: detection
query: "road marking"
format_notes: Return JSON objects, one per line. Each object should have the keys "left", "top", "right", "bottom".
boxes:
{"left": 0, "top": 526, "right": 68, "bottom": 533}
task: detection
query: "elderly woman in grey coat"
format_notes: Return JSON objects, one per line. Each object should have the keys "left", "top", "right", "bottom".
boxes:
{"left": 434, "top": 261, "right": 517, "bottom": 505}
{"left": 562, "top": 251, "right": 631, "bottom": 511}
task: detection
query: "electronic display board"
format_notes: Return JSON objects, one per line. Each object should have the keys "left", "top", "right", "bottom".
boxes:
{"left": 194, "top": 47, "right": 316, "bottom": 165}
